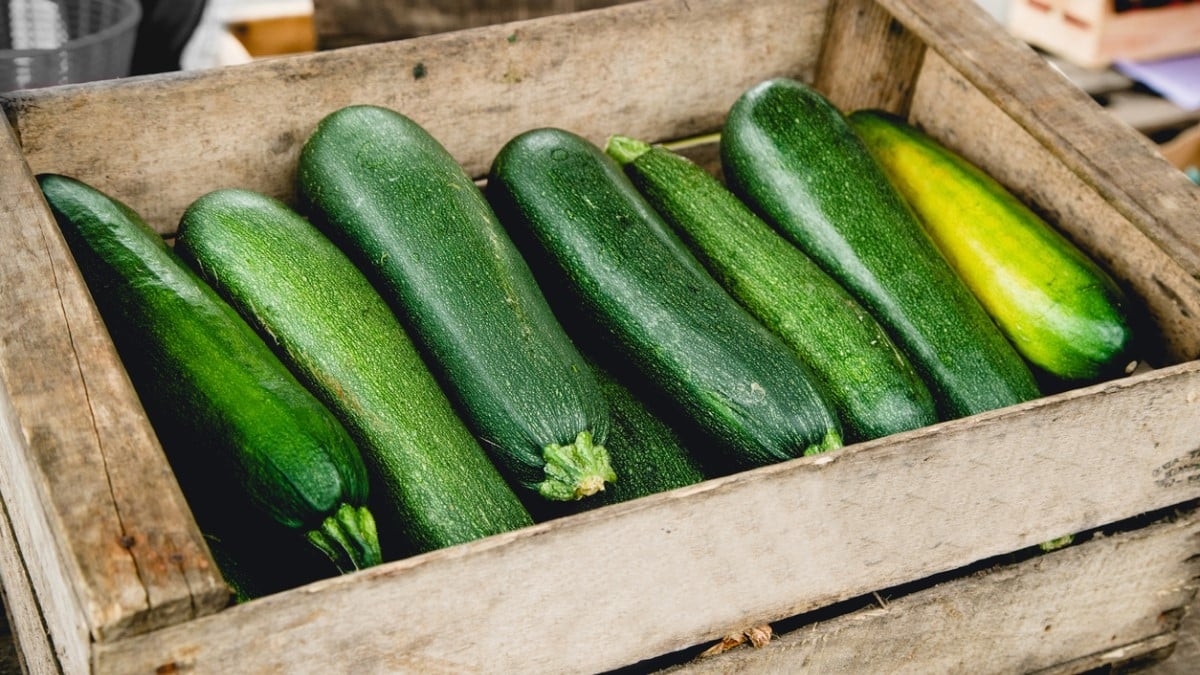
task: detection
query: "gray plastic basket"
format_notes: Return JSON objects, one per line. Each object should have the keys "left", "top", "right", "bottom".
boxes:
{"left": 1, "top": 0, "right": 141, "bottom": 93}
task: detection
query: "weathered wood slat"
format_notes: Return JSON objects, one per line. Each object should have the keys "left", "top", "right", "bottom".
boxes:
{"left": 312, "top": 0, "right": 640, "bottom": 49}
{"left": 663, "top": 510, "right": 1200, "bottom": 674}
{"left": 815, "top": 0, "right": 926, "bottom": 114}
{"left": 0, "top": 117, "right": 229, "bottom": 653}
{"left": 875, "top": 0, "right": 1200, "bottom": 287}
{"left": 1, "top": 0, "right": 827, "bottom": 234}
{"left": 907, "top": 49, "right": 1200, "bottom": 367}
{"left": 93, "top": 362, "right": 1200, "bottom": 673}
{"left": 1, "top": 493, "right": 60, "bottom": 675}
{"left": 1040, "top": 633, "right": 1180, "bottom": 675}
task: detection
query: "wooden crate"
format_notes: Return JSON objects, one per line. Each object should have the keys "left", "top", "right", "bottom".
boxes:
{"left": 4, "top": 0, "right": 1200, "bottom": 671}
{"left": 1009, "top": 0, "right": 1200, "bottom": 69}
{"left": 311, "top": 0, "right": 639, "bottom": 49}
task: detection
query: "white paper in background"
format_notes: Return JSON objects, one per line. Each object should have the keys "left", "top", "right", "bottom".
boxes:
{"left": 1114, "top": 53, "right": 1200, "bottom": 112}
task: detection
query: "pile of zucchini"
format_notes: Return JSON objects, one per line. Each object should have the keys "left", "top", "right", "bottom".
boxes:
{"left": 38, "top": 78, "right": 1133, "bottom": 601}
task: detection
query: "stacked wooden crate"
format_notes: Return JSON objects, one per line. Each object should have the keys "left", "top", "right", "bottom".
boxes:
{"left": 1008, "top": 0, "right": 1200, "bottom": 68}
{"left": 3, "top": 0, "right": 1200, "bottom": 672}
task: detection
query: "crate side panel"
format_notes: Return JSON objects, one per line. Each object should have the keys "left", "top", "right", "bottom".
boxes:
{"left": 664, "top": 511, "right": 1200, "bottom": 673}
{"left": 907, "top": 49, "right": 1200, "bottom": 367}
{"left": 94, "top": 363, "right": 1200, "bottom": 674}
{"left": 815, "top": 0, "right": 926, "bottom": 114}
{"left": 0, "top": 121, "right": 229, "bottom": 646}
{"left": 876, "top": 0, "right": 1200, "bottom": 288}
{"left": 3, "top": 0, "right": 826, "bottom": 235}
{"left": 1, "top": 485, "right": 63, "bottom": 674}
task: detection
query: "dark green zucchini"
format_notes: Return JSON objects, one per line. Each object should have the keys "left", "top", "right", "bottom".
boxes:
{"left": 720, "top": 78, "right": 1041, "bottom": 419}
{"left": 296, "top": 105, "right": 613, "bottom": 501}
{"left": 487, "top": 127, "right": 842, "bottom": 470}
{"left": 175, "top": 188, "right": 533, "bottom": 558}
{"left": 38, "top": 173, "right": 379, "bottom": 573}
{"left": 606, "top": 135, "right": 937, "bottom": 443}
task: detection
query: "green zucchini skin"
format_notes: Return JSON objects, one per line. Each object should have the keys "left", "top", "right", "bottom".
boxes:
{"left": 847, "top": 110, "right": 1134, "bottom": 383}
{"left": 297, "top": 105, "right": 613, "bottom": 502}
{"left": 720, "top": 79, "right": 1041, "bottom": 419}
{"left": 175, "top": 189, "right": 534, "bottom": 558}
{"left": 529, "top": 358, "right": 707, "bottom": 521}
{"left": 607, "top": 136, "right": 937, "bottom": 443}
{"left": 487, "top": 128, "right": 843, "bottom": 469}
{"left": 38, "top": 173, "right": 380, "bottom": 573}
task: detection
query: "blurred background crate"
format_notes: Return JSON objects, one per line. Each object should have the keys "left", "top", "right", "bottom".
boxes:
{"left": 1008, "top": 0, "right": 1200, "bottom": 68}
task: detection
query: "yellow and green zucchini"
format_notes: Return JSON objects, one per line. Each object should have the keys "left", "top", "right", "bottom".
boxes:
{"left": 848, "top": 109, "right": 1134, "bottom": 384}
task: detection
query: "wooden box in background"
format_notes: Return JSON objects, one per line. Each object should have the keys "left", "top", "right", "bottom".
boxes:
{"left": 312, "top": 0, "right": 639, "bottom": 49}
{"left": 1008, "top": 0, "right": 1200, "bottom": 68}
{"left": 4, "top": 0, "right": 1200, "bottom": 672}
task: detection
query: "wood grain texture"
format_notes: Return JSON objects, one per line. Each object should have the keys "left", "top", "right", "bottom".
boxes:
{"left": 0, "top": 0, "right": 827, "bottom": 235}
{"left": 312, "top": 0, "right": 640, "bottom": 49}
{"left": 875, "top": 0, "right": 1200, "bottom": 286}
{"left": 1, "top": 492, "right": 60, "bottom": 675}
{"left": 0, "top": 115, "right": 229, "bottom": 653}
{"left": 908, "top": 50, "right": 1200, "bottom": 366}
{"left": 665, "top": 511, "right": 1200, "bottom": 674}
{"left": 93, "top": 362, "right": 1200, "bottom": 673}
{"left": 815, "top": 0, "right": 926, "bottom": 114}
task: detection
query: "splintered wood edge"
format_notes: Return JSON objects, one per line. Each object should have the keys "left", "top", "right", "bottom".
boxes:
{"left": 662, "top": 510, "right": 1200, "bottom": 673}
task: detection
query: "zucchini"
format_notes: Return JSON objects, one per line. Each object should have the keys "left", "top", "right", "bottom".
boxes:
{"left": 175, "top": 189, "right": 534, "bottom": 558}
{"left": 720, "top": 78, "right": 1041, "bottom": 419}
{"left": 606, "top": 135, "right": 937, "bottom": 443}
{"left": 38, "top": 173, "right": 380, "bottom": 573}
{"left": 296, "top": 105, "right": 613, "bottom": 501}
{"left": 530, "top": 357, "right": 708, "bottom": 521}
{"left": 847, "top": 110, "right": 1135, "bottom": 383}
{"left": 486, "top": 127, "right": 842, "bottom": 470}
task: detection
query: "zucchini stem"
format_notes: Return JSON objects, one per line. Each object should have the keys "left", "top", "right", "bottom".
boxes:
{"left": 803, "top": 429, "right": 845, "bottom": 457}
{"left": 604, "top": 135, "right": 652, "bottom": 166}
{"left": 306, "top": 503, "right": 382, "bottom": 573}
{"left": 538, "top": 431, "right": 617, "bottom": 501}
